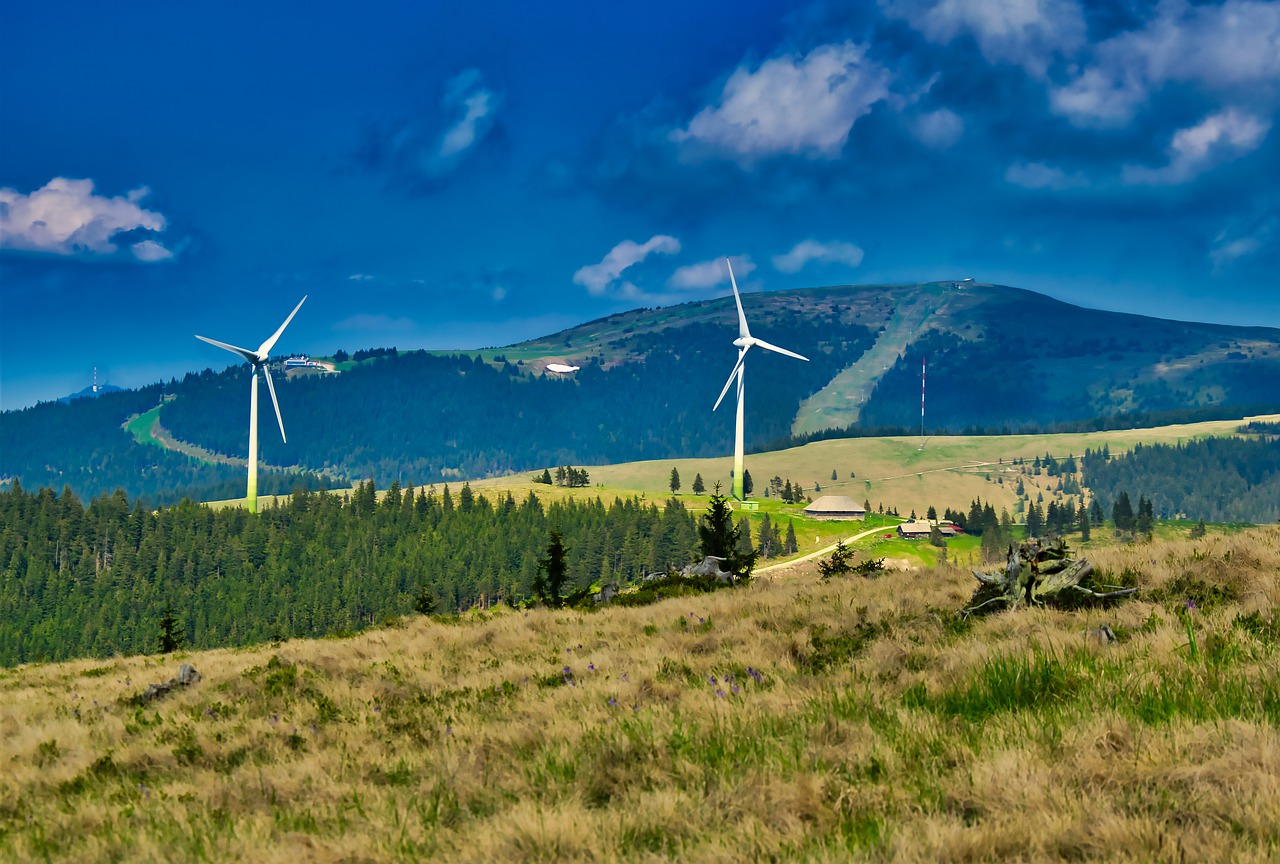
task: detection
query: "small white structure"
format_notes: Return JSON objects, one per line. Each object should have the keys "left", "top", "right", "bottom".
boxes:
{"left": 803, "top": 495, "right": 867, "bottom": 520}
{"left": 546, "top": 363, "right": 580, "bottom": 374}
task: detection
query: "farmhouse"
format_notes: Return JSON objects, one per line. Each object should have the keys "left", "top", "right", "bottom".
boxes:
{"left": 897, "top": 520, "right": 959, "bottom": 539}
{"left": 802, "top": 495, "right": 866, "bottom": 520}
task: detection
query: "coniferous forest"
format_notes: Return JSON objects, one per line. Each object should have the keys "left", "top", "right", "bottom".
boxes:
{"left": 1082, "top": 437, "right": 1280, "bottom": 524}
{"left": 0, "top": 482, "right": 699, "bottom": 667}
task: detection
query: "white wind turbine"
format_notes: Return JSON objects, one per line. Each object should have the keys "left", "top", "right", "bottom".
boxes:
{"left": 196, "top": 296, "right": 307, "bottom": 514}
{"left": 712, "top": 260, "right": 807, "bottom": 501}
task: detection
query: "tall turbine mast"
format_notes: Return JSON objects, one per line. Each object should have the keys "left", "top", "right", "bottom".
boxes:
{"left": 712, "top": 259, "right": 808, "bottom": 501}
{"left": 196, "top": 295, "right": 307, "bottom": 513}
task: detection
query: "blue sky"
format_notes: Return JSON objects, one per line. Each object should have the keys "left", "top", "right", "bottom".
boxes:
{"left": 2, "top": 0, "right": 1277, "bottom": 409}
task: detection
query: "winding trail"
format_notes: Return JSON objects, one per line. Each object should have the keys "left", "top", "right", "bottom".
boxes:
{"left": 756, "top": 523, "right": 895, "bottom": 575}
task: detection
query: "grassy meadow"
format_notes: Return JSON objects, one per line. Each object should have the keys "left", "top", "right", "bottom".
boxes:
{"left": 3, "top": 525, "right": 1278, "bottom": 862}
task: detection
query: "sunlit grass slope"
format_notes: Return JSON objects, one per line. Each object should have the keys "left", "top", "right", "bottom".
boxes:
{"left": 3, "top": 527, "right": 1278, "bottom": 862}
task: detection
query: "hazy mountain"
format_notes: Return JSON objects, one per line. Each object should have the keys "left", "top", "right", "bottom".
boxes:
{"left": 4, "top": 281, "right": 1278, "bottom": 503}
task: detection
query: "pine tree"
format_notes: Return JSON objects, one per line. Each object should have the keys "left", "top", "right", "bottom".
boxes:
{"left": 926, "top": 505, "right": 937, "bottom": 521}
{"left": 691, "top": 473, "right": 705, "bottom": 494}
{"left": 698, "top": 492, "right": 756, "bottom": 581}
{"left": 669, "top": 467, "right": 681, "bottom": 495}
{"left": 831, "top": 469, "right": 838, "bottom": 482}
{"left": 157, "top": 605, "right": 184, "bottom": 654}
{"left": 533, "top": 530, "right": 569, "bottom": 608}
{"left": 784, "top": 521, "right": 798, "bottom": 555}
{"left": 742, "top": 469, "right": 754, "bottom": 496}
{"left": 1079, "top": 508, "right": 1091, "bottom": 541}
{"left": 1113, "top": 491, "right": 1135, "bottom": 532}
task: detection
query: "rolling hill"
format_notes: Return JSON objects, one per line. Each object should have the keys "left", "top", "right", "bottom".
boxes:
{"left": 3, "top": 281, "right": 1278, "bottom": 505}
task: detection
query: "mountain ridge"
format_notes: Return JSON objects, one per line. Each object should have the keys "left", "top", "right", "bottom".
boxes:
{"left": 3, "top": 281, "right": 1278, "bottom": 505}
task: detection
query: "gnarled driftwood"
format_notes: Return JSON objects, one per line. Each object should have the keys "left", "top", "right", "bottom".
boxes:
{"left": 963, "top": 538, "right": 1137, "bottom": 617}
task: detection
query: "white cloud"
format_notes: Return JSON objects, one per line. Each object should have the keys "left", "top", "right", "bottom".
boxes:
{"left": 772, "top": 239, "right": 864, "bottom": 273}
{"left": 348, "top": 273, "right": 375, "bottom": 281}
{"left": 915, "top": 108, "right": 965, "bottom": 149}
{"left": 1052, "top": 0, "right": 1280, "bottom": 125}
{"left": 670, "top": 42, "right": 890, "bottom": 164}
{"left": 491, "top": 284, "right": 507, "bottom": 302}
{"left": 883, "top": 0, "right": 1086, "bottom": 76}
{"left": 572, "top": 235, "right": 681, "bottom": 296}
{"left": 1210, "top": 217, "right": 1276, "bottom": 270}
{"left": 0, "top": 177, "right": 173, "bottom": 260}
{"left": 1004, "top": 160, "right": 1088, "bottom": 190}
{"left": 438, "top": 70, "right": 498, "bottom": 160}
{"left": 667, "top": 255, "right": 756, "bottom": 290}
{"left": 1122, "top": 108, "right": 1270, "bottom": 185}
{"left": 130, "top": 239, "right": 174, "bottom": 262}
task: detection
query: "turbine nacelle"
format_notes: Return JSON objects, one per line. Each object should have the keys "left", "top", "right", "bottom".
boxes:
{"left": 711, "top": 258, "right": 809, "bottom": 501}
{"left": 195, "top": 295, "right": 307, "bottom": 445}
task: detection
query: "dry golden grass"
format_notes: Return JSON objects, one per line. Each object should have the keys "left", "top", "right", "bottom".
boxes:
{"left": 2, "top": 528, "right": 1278, "bottom": 862}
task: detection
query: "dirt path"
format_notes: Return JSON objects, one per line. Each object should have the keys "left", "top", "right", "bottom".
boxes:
{"left": 756, "top": 523, "right": 895, "bottom": 575}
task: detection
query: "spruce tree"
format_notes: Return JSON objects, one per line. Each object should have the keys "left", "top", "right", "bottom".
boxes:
{"left": 691, "top": 473, "right": 705, "bottom": 494}
{"left": 669, "top": 467, "right": 681, "bottom": 494}
{"left": 698, "top": 490, "right": 756, "bottom": 582}
{"left": 784, "top": 521, "right": 798, "bottom": 555}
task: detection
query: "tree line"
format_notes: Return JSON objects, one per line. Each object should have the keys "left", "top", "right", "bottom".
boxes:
{"left": 0, "top": 481, "right": 704, "bottom": 667}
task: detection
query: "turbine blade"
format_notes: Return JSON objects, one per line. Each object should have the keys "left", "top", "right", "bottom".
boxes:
{"left": 257, "top": 295, "right": 308, "bottom": 359}
{"left": 753, "top": 338, "right": 809, "bottom": 362}
{"left": 727, "top": 258, "right": 750, "bottom": 339}
{"left": 713, "top": 349, "right": 748, "bottom": 412}
{"left": 262, "top": 365, "right": 287, "bottom": 443}
{"left": 196, "top": 334, "right": 258, "bottom": 365}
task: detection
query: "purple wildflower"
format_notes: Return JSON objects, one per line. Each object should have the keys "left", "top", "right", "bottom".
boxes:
{"left": 587, "top": 663, "right": 595, "bottom": 672}
{"left": 708, "top": 675, "right": 718, "bottom": 686}
{"left": 607, "top": 698, "right": 618, "bottom": 707}
{"left": 563, "top": 666, "right": 572, "bottom": 676}
{"left": 715, "top": 689, "right": 725, "bottom": 698}
{"left": 698, "top": 617, "right": 705, "bottom": 624}
{"left": 731, "top": 684, "right": 740, "bottom": 694}
{"left": 445, "top": 725, "right": 452, "bottom": 736}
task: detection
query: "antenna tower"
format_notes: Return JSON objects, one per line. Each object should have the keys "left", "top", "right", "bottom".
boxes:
{"left": 920, "top": 357, "right": 926, "bottom": 441}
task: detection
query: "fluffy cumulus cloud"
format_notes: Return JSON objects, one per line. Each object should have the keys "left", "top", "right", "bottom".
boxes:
{"left": 1122, "top": 108, "right": 1270, "bottom": 185}
{"left": 772, "top": 239, "right": 864, "bottom": 273}
{"left": 670, "top": 42, "right": 891, "bottom": 165}
{"left": 572, "top": 235, "right": 681, "bottom": 296}
{"left": 883, "top": 0, "right": 1086, "bottom": 76}
{"left": 667, "top": 255, "right": 755, "bottom": 290}
{"left": 0, "top": 177, "right": 174, "bottom": 261}
{"left": 1051, "top": 0, "right": 1280, "bottom": 126}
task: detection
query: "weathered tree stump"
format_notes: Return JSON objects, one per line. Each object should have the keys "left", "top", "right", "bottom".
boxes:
{"left": 963, "top": 538, "right": 1137, "bottom": 617}
{"left": 140, "top": 664, "right": 202, "bottom": 702}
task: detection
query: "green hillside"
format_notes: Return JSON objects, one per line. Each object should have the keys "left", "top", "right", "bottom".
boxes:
{"left": 4, "top": 281, "right": 1278, "bottom": 505}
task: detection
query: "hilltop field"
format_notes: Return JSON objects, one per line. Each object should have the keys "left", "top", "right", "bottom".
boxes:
{"left": 2, "top": 523, "right": 1277, "bottom": 863}
{"left": 225, "top": 412, "right": 1279, "bottom": 556}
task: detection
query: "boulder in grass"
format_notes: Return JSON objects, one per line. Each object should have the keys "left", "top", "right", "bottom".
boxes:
{"left": 140, "top": 665, "right": 202, "bottom": 702}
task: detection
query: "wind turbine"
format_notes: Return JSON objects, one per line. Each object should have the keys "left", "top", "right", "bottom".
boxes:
{"left": 712, "top": 260, "right": 808, "bottom": 501}
{"left": 196, "top": 296, "right": 307, "bottom": 514}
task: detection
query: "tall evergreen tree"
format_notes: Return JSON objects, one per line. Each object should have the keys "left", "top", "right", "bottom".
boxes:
{"left": 784, "top": 520, "right": 798, "bottom": 555}
{"left": 533, "top": 530, "right": 569, "bottom": 608}
{"left": 691, "top": 473, "right": 705, "bottom": 494}
{"left": 1113, "top": 491, "right": 1135, "bottom": 532}
{"left": 698, "top": 492, "right": 756, "bottom": 581}
{"left": 669, "top": 467, "right": 681, "bottom": 494}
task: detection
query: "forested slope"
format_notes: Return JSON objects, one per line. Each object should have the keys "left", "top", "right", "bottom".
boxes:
{"left": 0, "top": 482, "right": 699, "bottom": 666}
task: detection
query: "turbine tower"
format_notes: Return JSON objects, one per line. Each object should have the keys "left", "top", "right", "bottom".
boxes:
{"left": 196, "top": 296, "right": 307, "bottom": 514}
{"left": 712, "top": 260, "right": 808, "bottom": 501}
